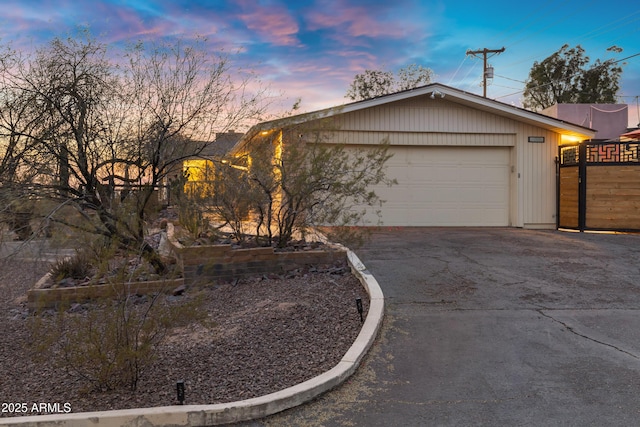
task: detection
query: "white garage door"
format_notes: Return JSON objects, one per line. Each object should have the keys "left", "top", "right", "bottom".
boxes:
{"left": 372, "top": 146, "right": 511, "bottom": 226}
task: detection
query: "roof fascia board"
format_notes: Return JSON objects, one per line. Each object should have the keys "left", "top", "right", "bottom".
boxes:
{"left": 231, "top": 83, "right": 595, "bottom": 154}
{"left": 442, "top": 88, "right": 595, "bottom": 137}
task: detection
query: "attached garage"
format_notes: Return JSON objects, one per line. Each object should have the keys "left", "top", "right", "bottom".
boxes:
{"left": 374, "top": 146, "right": 510, "bottom": 226}
{"left": 232, "top": 83, "right": 596, "bottom": 229}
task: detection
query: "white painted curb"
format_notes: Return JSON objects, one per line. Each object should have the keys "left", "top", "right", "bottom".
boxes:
{"left": 1, "top": 250, "right": 384, "bottom": 427}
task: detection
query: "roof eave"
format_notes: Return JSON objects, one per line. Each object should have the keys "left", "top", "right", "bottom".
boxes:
{"left": 230, "top": 83, "right": 596, "bottom": 153}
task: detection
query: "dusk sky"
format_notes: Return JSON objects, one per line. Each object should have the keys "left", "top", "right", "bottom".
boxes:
{"left": 1, "top": 0, "right": 639, "bottom": 127}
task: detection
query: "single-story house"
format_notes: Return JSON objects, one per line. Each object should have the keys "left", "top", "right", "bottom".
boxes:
{"left": 229, "top": 83, "right": 596, "bottom": 229}
{"left": 181, "top": 131, "right": 244, "bottom": 182}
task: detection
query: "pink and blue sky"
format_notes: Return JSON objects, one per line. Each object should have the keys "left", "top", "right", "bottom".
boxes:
{"left": 1, "top": 0, "right": 639, "bottom": 126}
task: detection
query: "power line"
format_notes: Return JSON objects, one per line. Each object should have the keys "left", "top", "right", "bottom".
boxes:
{"left": 481, "top": 5, "right": 637, "bottom": 99}
{"left": 494, "top": 51, "right": 640, "bottom": 101}
{"left": 458, "top": 60, "right": 480, "bottom": 91}
{"left": 494, "top": 74, "right": 525, "bottom": 84}
{"left": 466, "top": 47, "right": 505, "bottom": 97}
{"left": 447, "top": 55, "right": 468, "bottom": 86}
{"left": 450, "top": 6, "right": 640, "bottom": 100}
{"left": 505, "top": 0, "right": 599, "bottom": 49}
{"left": 578, "top": 11, "right": 640, "bottom": 43}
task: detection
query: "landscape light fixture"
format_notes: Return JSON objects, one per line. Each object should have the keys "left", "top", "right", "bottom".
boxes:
{"left": 176, "top": 380, "right": 185, "bottom": 405}
{"left": 356, "top": 297, "right": 364, "bottom": 323}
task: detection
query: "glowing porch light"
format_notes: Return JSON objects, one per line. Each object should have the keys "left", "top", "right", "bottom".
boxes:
{"left": 560, "top": 134, "right": 582, "bottom": 144}
{"left": 182, "top": 159, "right": 213, "bottom": 181}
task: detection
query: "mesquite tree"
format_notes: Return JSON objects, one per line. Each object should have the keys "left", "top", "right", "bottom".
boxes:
{"left": 214, "top": 119, "right": 396, "bottom": 247}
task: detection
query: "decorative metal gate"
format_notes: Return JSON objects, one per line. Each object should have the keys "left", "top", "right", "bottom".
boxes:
{"left": 558, "top": 141, "right": 640, "bottom": 231}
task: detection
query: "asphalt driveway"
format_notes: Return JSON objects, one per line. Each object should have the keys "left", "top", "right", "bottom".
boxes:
{"left": 241, "top": 228, "right": 640, "bottom": 426}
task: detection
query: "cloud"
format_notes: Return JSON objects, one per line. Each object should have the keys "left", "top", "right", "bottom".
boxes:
{"left": 304, "top": 0, "right": 416, "bottom": 39}
{"left": 236, "top": 0, "right": 300, "bottom": 47}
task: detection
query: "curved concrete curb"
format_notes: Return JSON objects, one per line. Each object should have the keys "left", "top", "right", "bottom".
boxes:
{"left": 2, "top": 250, "right": 384, "bottom": 427}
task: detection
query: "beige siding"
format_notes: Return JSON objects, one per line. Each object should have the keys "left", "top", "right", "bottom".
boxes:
{"left": 515, "top": 124, "right": 560, "bottom": 228}
{"left": 337, "top": 96, "right": 518, "bottom": 135}
{"left": 304, "top": 94, "right": 562, "bottom": 229}
{"left": 329, "top": 130, "right": 515, "bottom": 147}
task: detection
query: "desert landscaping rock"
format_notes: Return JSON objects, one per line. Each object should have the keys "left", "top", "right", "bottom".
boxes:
{"left": 0, "top": 257, "right": 368, "bottom": 417}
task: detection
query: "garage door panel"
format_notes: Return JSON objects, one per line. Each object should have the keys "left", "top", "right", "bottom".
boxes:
{"left": 372, "top": 146, "right": 510, "bottom": 226}
{"left": 386, "top": 165, "right": 411, "bottom": 181}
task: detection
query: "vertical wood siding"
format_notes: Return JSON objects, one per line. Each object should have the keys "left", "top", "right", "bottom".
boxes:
{"left": 516, "top": 124, "right": 560, "bottom": 228}
{"left": 337, "top": 97, "right": 519, "bottom": 135}
{"left": 302, "top": 94, "right": 564, "bottom": 228}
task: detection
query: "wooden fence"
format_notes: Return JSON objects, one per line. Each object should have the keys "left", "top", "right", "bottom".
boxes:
{"left": 558, "top": 141, "right": 640, "bottom": 231}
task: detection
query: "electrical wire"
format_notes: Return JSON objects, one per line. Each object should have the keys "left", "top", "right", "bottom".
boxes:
{"left": 486, "top": 0, "right": 558, "bottom": 47}
{"left": 480, "top": 4, "right": 639, "bottom": 95}
{"left": 494, "top": 74, "right": 525, "bottom": 84}
{"left": 447, "top": 55, "right": 468, "bottom": 85}
{"left": 458, "top": 60, "right": 480, "bottom": 88}
{"left": 508, "top": 1, "right": 599, "bottom": 49}
{"left": 578, "top": 11, "right": 640, "bottom": 43}
{"left": 448, "top": 3, "right": 640, "bottom": 102}
{"left": 491, "top": 84, "right": 523, "bottom": 91}
{"left": 494, "top": 52, "right": 640, "bottom": 100}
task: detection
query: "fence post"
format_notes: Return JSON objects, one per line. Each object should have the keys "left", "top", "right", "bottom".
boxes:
{"left": 578, "top": 142, "right": 587, "bottom": 232}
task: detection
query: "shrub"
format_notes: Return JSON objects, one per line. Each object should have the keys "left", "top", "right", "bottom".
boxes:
{"left": 212, "top": 127, "right": 395, "bottom": 248}
{"left": 178, "top": 185, "right": 210, "bottom": 240}
{"left": 30, "top": 284, "right": 207, "bottom": 392}
{"left": 49, "top": 252, "right": 93, "bottom": 283}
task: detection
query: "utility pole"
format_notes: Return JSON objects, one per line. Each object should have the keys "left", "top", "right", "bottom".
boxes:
{"left": 466, "top": 47, "right": 505, "bottom": 97}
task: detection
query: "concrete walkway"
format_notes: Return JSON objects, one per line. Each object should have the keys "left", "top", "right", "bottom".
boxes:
{"left": 0, "top": 238, "right": 76, "bottom": 261}
{"left": 242, "top": 228, "right": 640, "bottom": 426}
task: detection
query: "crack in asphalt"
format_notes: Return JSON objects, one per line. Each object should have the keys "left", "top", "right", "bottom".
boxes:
{"left": 374, "top": 394, "right": 532, "bottom": 407}
{"left": 537, "top": 309, "right": 640, "bottom": 360}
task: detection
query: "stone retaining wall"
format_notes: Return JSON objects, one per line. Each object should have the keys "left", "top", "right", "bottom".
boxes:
{"left": 178, "top": 245, "right": 346, "bottom": 285}
{"left": 27, "top": 225, "right": 346, "bottom": 308}
{"left": 27, "top": 277, "right": 185, "bottom": 309}
{"left": 167, "top": 224, "right": 347, "bottom": 285}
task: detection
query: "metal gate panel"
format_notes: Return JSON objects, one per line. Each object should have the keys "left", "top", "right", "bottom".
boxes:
{"left": 558, "top": 141, "right": 640, "bottom": 232}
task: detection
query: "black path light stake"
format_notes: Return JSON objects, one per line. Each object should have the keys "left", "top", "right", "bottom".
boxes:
{"left": 176, "top": 380, "right": 185, "bottom": 405}
{"left": 356, "top": 297, "right": 364, "bottom": 323}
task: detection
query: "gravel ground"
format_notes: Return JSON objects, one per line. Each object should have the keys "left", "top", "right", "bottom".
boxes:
{"left": 0, "top": 256, "right": 368, "bottom": 417}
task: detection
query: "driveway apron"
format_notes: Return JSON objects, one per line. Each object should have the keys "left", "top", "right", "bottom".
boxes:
{"left": 239, "top": 228, "right": 640, "bottom": 426}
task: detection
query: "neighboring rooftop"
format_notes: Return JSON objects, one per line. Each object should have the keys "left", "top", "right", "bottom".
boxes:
{"left": 200, "top": 131, "right": 244, "bottom": 158}
{"left": 541, "top": 104, "right": 629, "bottom": 140}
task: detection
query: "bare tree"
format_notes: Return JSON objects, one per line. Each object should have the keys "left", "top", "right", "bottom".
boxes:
{"left": 0, "top": 31, "right": 267, "bottom": 267}
{"left": 0, "top": 45, "right": 56, "bottom": 239}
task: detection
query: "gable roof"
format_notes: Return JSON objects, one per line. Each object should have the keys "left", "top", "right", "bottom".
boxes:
{"left": 199, "top": 132, "right": 244, "bottom": 158}
{"left": 231, "top": 83, "right": 596, "bottom": 154}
